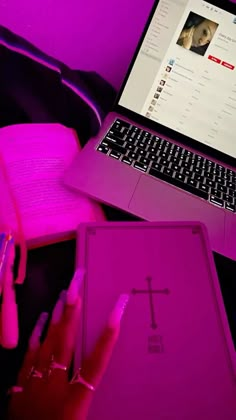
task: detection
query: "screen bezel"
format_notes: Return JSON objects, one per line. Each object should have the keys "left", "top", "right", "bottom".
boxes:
{"left": 114, "top": 0, "right": 236, "bottom": 168}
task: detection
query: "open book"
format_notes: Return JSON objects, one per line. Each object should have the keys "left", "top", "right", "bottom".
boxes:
{"left": 0, "top": 123, "right": 104, "bottom": 252}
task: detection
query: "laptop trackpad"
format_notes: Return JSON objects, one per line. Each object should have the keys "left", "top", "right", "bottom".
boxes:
{"left": 129, "top": 174, "right": 225, "bottom": 253}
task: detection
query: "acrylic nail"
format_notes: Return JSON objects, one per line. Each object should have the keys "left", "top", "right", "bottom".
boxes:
{"left": 108, "top": 294, "right": 130, "bottom": 329}
{"left": 51, "top": 290, "right": 67, "bottom": 324}
{"left": 29, "top": 312, "right": 49, "bottom": 351}
{"left": 66, "top": 268, "right": 85, "bottom": 305}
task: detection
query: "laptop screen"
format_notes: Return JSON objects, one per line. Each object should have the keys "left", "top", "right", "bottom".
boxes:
{"left": 119, "top": 0, "right": 236, "bottom": 159}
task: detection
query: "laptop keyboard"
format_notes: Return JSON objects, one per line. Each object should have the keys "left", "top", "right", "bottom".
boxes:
{"left": 96, "top": 119, "right": 236, "bottom": 213}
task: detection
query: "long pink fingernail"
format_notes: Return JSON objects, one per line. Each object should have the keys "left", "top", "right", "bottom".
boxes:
{"left": 51, "top": 291, "right": 67, "bottom": 324}
{"left": 108, "top": 294, "right": 130, "bottom": 328}
{"left": 66, "top": 268, "right": 85, "bottom": 305}
{"left": 29, "top": 312, "right": 49, "bottom": 350}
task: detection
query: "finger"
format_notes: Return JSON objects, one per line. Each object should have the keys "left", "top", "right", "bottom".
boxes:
{"left": 67, "top": 294, "right": 130, "bottom": 417}
{"left": 36, "top": 269, "right": 84, "bottom": 374}
{"left": 82, "top": 294, "right": 130, "bottom": 386}
{"left": 16, "top": 312, "right": 49, "bottom": 387}
{"left": 49, "top": 269, "right": 85, "bottom": 370}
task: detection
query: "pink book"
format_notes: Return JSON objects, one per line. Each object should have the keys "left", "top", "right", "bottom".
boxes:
{"left": 0, "top": 123, "right": 104, "bottom": 282}
{"left": 75, "top": 221, "right": 236, "bottom": 420}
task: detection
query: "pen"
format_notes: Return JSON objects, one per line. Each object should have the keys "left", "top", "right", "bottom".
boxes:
{"left": 0, "top": 233, "right": 19, "bottom": 349}
{"left": 0, "top": 233, "right": 11, "bottom": 293}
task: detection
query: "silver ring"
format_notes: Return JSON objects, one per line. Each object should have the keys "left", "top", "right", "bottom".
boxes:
{"left": 47, "top": 355, "right": 68, "bottom": 377}
{"left": 28, "top": 366, "right": 43, "bottom": 380}
{"left": 70, "top": 369, "right": 95, "bottom": 392}
{"left": 7, "top": 386, "right": 24, "bottom": 395}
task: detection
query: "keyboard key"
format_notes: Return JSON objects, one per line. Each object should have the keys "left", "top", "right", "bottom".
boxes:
{"left": 217, "top": 184, "right": 227, "bottom": 193}
{"left": 142, "top": 131, "right": 152, "bottom": 139}
{"left": 134, "top": 162, "right": 148, "bottom": 172}
{"left": 159, "top": 151, "right": 168, "bottom": 158}
{"left": 196, "top": 155, "right": 205, "bottom": 163}
{"left": 148, "top": 153, "right": 158, "bottom": 161}
{"left": 210, "top": 196, "right": 224, "bottom": 207}
{"left": 108, "top": 130, "right": 127, "bottom": 140}
{"left": 130, "top": 127, "right": 141, "bottom": 136}
{"left": 152, "top": 136, "right": 161, "bottom": 143}
{"left": 226, "top": 182, "right": 235, "bottom": 189}
{"left": 136, "top": 148, "right": 146, "bottom": 157}
{"left": 193, "top": 167, "right": 203, "bottom": 175}
{"left": 226, "top": 168, "right": 235, "bottom": 177}
{"left": 105, "top": 140, "right": 126, "bottom": 155}
{"left": 148, "top": 146, "right": 158, "bottom": 154}
{"left": 228, "top": 189, "right": 236, "bottom": 198}
{"left": 174, "top": 172, "right": 185, "bottom": 182}
{"left": 163, "top": 167, "right": 174, "bottom": 177}
{"left": 193, "top": 174, "right": 204, "bottom": 183}
{"left": 126, "top": 137, "right": 137, "bottom": 144}
{"left": 185, "top": 151, "right": 194, "bottom": 159}
{"left": 216, "top": 177, "right": 226, "bottom": 186}
{"left": 122, "top": 157, "right": 133, "bottom": 165}
{"left": 114, "top": 119, "right": 130, "bottom": 129}
{"left": 205, "top": 179, "right": 215, "bottom": 188}
{"left": 126, "top": 143, "right": 136, "bottom": 151}
{"left": 140, "top": 157, "right": 151, "bottom": 165}
{"left": 182, "top": 162, "right": 191, "bottom": 169}
{"left": 225, "top": 202, "right": 236, "bottom": 212}
{"left": 205, "top": 172, "right": 215, "bottom": 180}
{"left": 159, "top": 158, "right": 168, "bottom": 166}
{"left": 110, "top": 150, "right": 121, "bottom": 159}
{"left": 151, "top": 162, "right": 162, "bottom": 171}
{"left": 182, "top": 168, "right": 191, "bottom": 177}
{"left": 223, "top": 194, "right": 234, "bottom": 203}
{"left": 199, "top": 183, "right": 210, "bottom": 193}
{"left": 97, "top": 145, "right": 109, "bottom": 154}
{"left": 128, "top": 151, "right": 139, "bottom": 160}
{"left": 170, "top": 157, "right": 180, "bottom": 164}
{"left": 215, "top": 165, "right": 226, "bottom": 174}
{"left": 187, "top": 178, "right": 198, "bottom": 188}
{"left": 210, "top": 189, "right": 222, "bottom": 199}
{"left": 105, "top": 134, "right": 126, "bottom": 146}
{"left": 137, "top": 141, "right": 147, "bottom": 149}
{"left": 171, "top": 163, "right": 181, "bottom": 172}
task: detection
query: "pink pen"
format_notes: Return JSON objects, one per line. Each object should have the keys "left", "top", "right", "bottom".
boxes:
{"left": 1, "top": 234, "right": 19, "bottom": 349}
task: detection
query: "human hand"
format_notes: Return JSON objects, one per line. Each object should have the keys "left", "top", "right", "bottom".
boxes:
{"left": 7, "top": 269, "right": 129, "bottom": 420}
{"left": 182, "top": 26, "right": 195, "bottom": 49}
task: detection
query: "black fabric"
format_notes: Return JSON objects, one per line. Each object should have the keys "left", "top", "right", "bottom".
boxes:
{"left": 0, "top": 25, "right": 116, "bottom": 145}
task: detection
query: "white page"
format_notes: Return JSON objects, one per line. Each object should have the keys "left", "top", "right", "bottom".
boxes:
{"left": 0, "top": 124, "right": 103, "bottom": 245}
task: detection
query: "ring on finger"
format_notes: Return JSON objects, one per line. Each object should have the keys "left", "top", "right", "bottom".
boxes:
{"left": 70, "top": 368, "right": 95, "bottom": 392}
{"left": 47, "top": 354, "right": 68, "bottom": 378}
{"left": 28, "top": 366, "right": 44, "bottom": 380}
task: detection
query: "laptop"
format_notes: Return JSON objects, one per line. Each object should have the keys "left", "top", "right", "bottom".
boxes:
{"left": 64, "top": 0, "right": 236, "bottom": 260}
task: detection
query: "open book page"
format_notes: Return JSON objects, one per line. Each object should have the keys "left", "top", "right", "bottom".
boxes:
{"left": 0, "top": 123, "right": 104, "bottom": 247}
{"left": 0, "top": 156, "right": 18, "bottom": 236}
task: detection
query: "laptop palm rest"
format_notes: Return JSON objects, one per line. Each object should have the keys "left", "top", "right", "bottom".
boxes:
{"left": 129, "top": 174, "right": 225, "bottom": 254}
